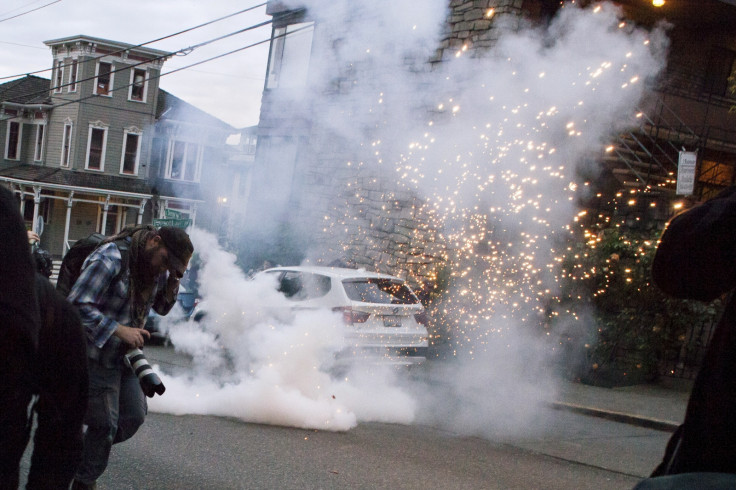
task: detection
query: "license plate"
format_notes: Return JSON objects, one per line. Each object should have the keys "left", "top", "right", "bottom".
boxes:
{"left": 383, "top": 316, "right": 401, "bottom": 328}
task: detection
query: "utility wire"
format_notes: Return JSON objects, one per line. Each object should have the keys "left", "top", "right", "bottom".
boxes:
{"left": 0, "top": 0, "right": 61, "bottom": 24}
{"left": 0, "top": 1, "right": 267, "bottom": 80}
{"left": 0, "top": 0, "right": 45, "bottom": 17}
{"left": 1, "top": 18, "right": 273, "bottom": 105}
{"left": 0, "top": 40, "right": 46, "bottom": 50}
{"left": 0, "top": 25, "right": 311, "bottom": 124}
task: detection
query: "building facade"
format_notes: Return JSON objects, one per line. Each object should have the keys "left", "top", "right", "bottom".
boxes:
{"left": 587, "top": 0, "right": 736, "bottom": 229}
{"left": 0, "top": 35, "right": 236, "bottom": 257}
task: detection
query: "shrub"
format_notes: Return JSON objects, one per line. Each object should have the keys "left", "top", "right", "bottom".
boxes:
{"left": 553, "top": 227, "right": 721, "bottom": 386}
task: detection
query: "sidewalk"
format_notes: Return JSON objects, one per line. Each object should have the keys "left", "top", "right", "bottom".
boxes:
{"left": 551, "top": 379, "right": 692, "bottom": 432}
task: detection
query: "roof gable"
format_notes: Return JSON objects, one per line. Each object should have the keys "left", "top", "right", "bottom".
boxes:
{"left": 0, "top": 75, "right": 52, "bottom": 106}
{"left": 156, "top": 89, "right": 235, "bottom": 133}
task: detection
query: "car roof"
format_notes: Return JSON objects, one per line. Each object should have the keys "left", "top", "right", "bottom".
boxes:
{"left": 262, "top": 266, "right": 404, "bottom": 281}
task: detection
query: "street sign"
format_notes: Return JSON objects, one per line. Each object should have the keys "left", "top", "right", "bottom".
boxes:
{"left": 165, "top": 209, "right": 185, "bottom": 219}
{"left": 153, "top": 218, "right": 192, "bottom": 229}
{"left": 676, "top": 151, "right": 697, "bottom": 196}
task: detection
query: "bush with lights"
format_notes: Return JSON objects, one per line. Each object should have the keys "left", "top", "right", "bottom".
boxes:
{"left": 553, "top": 226, "right": 722, "bottom": 386}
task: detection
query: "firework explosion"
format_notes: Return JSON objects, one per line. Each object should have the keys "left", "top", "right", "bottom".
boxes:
{"left": 151, "top": 1, "right": 669, "bottom": 437}
{"left": 301, "top": 2, "right": 668, "bottom": 360}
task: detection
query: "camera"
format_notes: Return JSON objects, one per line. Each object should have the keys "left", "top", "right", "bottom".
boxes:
{"left": 125, "top": 348, "right": 166, "bottom": 397}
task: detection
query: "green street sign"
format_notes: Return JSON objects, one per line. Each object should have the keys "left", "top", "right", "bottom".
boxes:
{"left": 153, "top": 218, "right": 192, "bottom": 229}
{"left": 165, "top": 209, "right": 185, "bottom": 219}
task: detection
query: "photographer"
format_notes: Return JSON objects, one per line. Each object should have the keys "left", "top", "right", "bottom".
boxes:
{"left": 67, "top": 226, "right": 193, "bottom": 489}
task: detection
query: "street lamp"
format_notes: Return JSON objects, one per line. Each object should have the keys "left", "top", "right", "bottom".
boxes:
{"left": 652, "top": 0, "right": 665, "bottom": 7}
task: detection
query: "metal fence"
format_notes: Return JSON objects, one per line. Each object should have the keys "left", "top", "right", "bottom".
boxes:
{"left": 658, "top": 318, "right": 718, "bottom": 380}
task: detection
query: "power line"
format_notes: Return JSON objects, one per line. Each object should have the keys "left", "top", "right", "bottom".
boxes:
{"left": 0, "top": 0, "right": 51, "bottom": 17}
{"left": 184, "top": 68, "right": 265, "bottom": 81}
{"left": 0, "top": 1, "right": 268, "bottom": 80}
{"left": 0, "top": 0, "right": 61, "bottom": 24}
{"left": 0, "top": 40, "right": 47, "bottom": 50}
{"left": 0, "top": 25, "right": 311, "bottom": 124}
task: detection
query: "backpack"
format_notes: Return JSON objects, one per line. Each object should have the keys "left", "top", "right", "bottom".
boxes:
{"left": 32, "top": 246, "right": 53, "bottom": 279}
{"left": 56, "top": 233, "right": 130, "bottom": 297}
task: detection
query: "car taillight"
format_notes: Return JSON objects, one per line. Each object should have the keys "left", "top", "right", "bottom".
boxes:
{"left": 414, "top": 311, "right": 429, "bottom": 327}
{"left": 332, "top": 307, "right": 370, "bottom": 325}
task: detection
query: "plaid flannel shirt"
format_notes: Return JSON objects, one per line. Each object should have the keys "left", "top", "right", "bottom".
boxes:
{"left": 67, "top": 240, "right": 177, "bottom": 348}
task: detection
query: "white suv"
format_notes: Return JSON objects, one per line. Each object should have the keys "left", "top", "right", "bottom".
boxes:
{"left": 259, "top": 266, "right": 429, "bottom": 365}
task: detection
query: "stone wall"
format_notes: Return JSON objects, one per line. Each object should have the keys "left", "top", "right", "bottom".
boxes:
{"left": 305, "top": 175, "right": 447, "bottom": 290}
{"left": 433, "top": 0, "right": 524, "bottom": 62}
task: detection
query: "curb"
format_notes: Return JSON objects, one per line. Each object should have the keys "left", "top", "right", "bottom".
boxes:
{"left": 549, "top": 401, "right": 680, "bottom": 433}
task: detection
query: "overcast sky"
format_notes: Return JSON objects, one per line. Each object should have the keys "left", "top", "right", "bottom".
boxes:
{"left": 0, "top": 0, "right": 271, "bottom": 129}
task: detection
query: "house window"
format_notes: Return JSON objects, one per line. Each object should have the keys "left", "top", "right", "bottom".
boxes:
{"left": 166, "top": 140, "right": 201, "bottom": 182}
{"left": 150, "top": 137, "right": 166, "bottom": 173}
{"left": 23, "top": 197, "right": 51, "bottom": 227}
{"left": 5, "top": 121, "right": 21, "bottom": 160}
{"left": 34, "top": 125, "right": 45, "bottom": 162}
{"left": 69, "top": 59, "right": 78, "bottom": 92}
{"left": 95, "top": 62, "right": 113, "bottom": 96}
{"left": 86, "top": 126, "right": 107, "bottom": 170}
{"left": 54, "top": 60, "right": 63, "bottom": 93}
{"left": 243, "top": 133, "right": 257, "bottom": 154}
{"left": 699, "top": 159, "right": 734, "bottom": 186}
{"left": 703, "top": 48, "right": 736, "bottom": 97}
{"left": 129, "top": 68, "right": 147, "bottom": 102}
{"left": 121, "top": 131, "right": 141, "bottom": 175}
{"left": 100, "top": 204, "right": 120, "bottom": 235}
{"left": 61, "top": 122, "right": 72, "bottom": 167}
{"left": 266, "top": 22, "right": 315, "bottom": 89}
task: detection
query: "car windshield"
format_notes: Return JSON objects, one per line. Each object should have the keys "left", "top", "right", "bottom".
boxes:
{"left": 342, "top": 278, "right": 418, "bottom": 305}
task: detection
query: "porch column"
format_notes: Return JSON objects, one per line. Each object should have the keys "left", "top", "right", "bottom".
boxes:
{"left": 32, "top": 186, "right": 41, "bottom": 235}
{"left": 63, "top": 191, "right": 74, "bottom": 255}
{"left": 19, "top": 186, "right": 26, "bottom": 216}
{"left": 100, "top": 195, "right": 111, "bottom": 233}
{"left": 160, "top": 199, "right": 168, "bottom": 218}
{"left": 137, "top": 199, "right": 148, "bottom": 224}
{"left": 190, "top": 203, "right": 198, "bottom": 228}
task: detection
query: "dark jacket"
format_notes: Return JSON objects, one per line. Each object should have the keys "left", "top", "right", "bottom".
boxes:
{"left": 0, "top": 186, "right": 87, "bottom": 488}
{"left": 652, "top": 186, "right": 736, "bottom": 475}
{"left": 26, "top": 275, "right": 88, "bottom": 489}
{"left": 0, "top": 186, "right": 40, "bottom": 488}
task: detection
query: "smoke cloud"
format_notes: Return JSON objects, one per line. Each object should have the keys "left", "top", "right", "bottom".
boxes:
{"left": 151, "top": 1, "right": 668, "bottom": 439}
{"left": 151, "top": 229, "right": 417, "bottom": 430}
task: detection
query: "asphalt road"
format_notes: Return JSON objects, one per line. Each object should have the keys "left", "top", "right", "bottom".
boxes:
{"left": 98, "top": 412, "right": 649, "bottom": 489}
{"left": 93, "top": 345, "right": 665, "bottom": 489}
{"left": 19, "top": 345, "right": 668, "bottom": 489}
